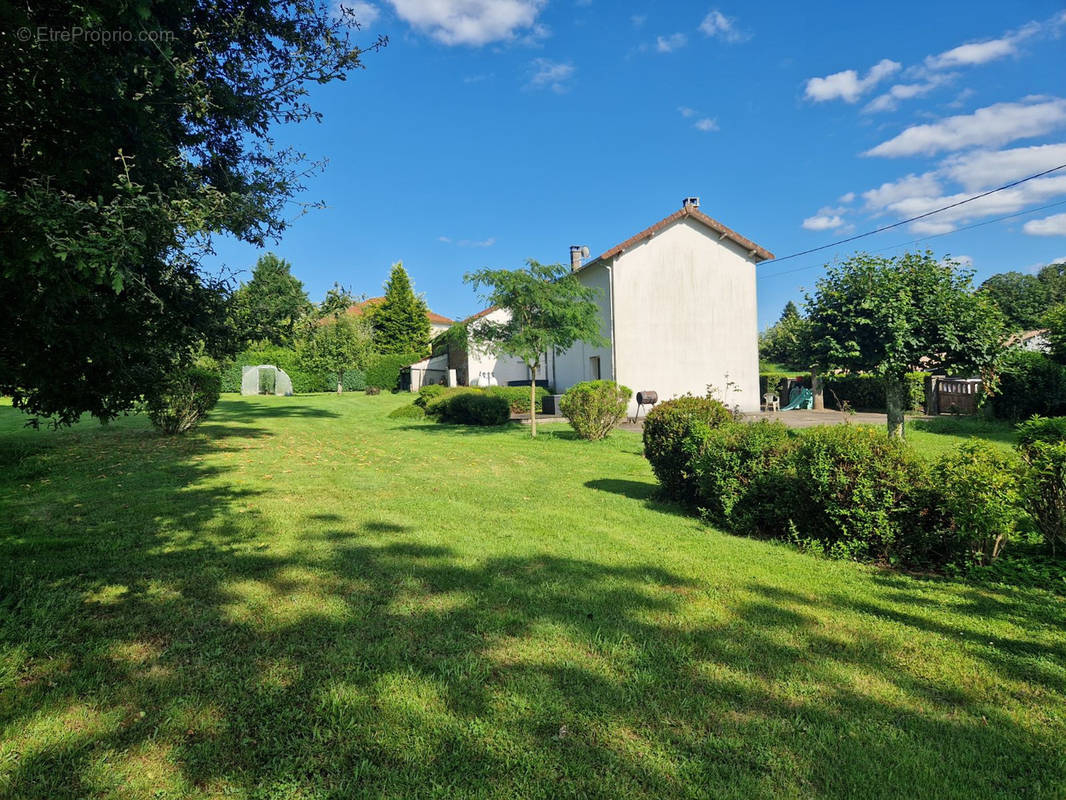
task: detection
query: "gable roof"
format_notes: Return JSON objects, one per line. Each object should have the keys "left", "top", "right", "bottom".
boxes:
{"left": 582, "top": 204, "right": 774, "bottom": 270}
{"left": 343, "top": 296, "right": 454, "bottom": 325}
{"left": 459, "top": 306, "right": 498, "bottom": 325}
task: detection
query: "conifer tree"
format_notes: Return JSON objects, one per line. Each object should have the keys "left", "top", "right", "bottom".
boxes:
{"left": 371, "top": 262, "right": 431, "bottom": 355}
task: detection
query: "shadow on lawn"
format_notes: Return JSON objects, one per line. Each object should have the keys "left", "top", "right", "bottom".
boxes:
{"left": 1, "top": 417, "right": 1064, "bottom": 798}
{"left": 209, "top": 399, "right": 341, "bottom": 423}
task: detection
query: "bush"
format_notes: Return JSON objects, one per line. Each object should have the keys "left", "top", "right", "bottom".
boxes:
{"left": 287, "top": 370, "right": 330, "bottom": 393}
{"left": 1017, "top": 416, "right": 1066, "bottom": 554}
{"left": 415, "top": 384, "right": 448, "bottom": 408}
{"left": 990, "top": 351, "right": 1066, "bottom": 421}
{"left": 366, "top": 352, "right": 423, "bottom": 391}
{"left": 365, "top": 386, "right": 381, "bottom": 396}
{"left": 689, "top": 421, "right": 799, "bottom": 534}
{"left": 559, "top": 380, "right": 632, "bottom": 440}
{"left": 388, "top": 404, "right": 426, "bottom": 420}
{"left": 643, "top": 395, "right": 733, "bottom": 503}
{"left": 221, "top": 364, "right": 243, "bottom": 393}
{"left": 147, "top": 366, "right": 222, "bottom": 435}
{"left": 258, "top": 367, "right": 276, "bottom": 395}
{"left": 342, "top": 369, "right": 367, "bottom": 392}
{"left": 935, "top": 441, "right": 1022, "bottom": 565}
{"left": 438, "top": 392, "right": 510, "bottom": 426}
{"left": 485, "top": 385, "right": 551, "bottom": 414}
{"left": 794, "top": 425, "right": 929, "bottom": 562}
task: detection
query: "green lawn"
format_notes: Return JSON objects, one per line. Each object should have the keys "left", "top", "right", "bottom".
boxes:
{"left": 1, "top": 394, "right": 1063, "bottom": 799}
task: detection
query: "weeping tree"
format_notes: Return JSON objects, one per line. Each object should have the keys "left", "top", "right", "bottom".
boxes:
{"left": 805, "top": 251, "right": 1005, "bottom": 438}
{"left": 465, "top": 260, "right": 605, "bottom": 437}
{"left": 0, "top": 1, "right": 383, "bottom": 425}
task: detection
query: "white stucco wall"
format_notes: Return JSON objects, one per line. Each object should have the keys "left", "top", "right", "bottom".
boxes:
{"left": 551, "top": 263, "right": 615, "bottom": 391}
{"left": 466, "top": 308, "right": 547, "bottom": 385}
{"left": 554, "top": 216, "right": 761, "bottom": 413}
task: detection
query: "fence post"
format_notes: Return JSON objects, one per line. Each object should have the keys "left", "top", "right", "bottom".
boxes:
{"left": 811, "top": 368, "right": 824, "bottom": 411}
{"left": 924, "top": 374, "right": 937, "bottom": 415}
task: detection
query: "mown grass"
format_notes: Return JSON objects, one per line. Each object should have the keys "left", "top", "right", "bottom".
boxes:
{"left": 1, "top": 393, "right": 1063, "bottom": 799}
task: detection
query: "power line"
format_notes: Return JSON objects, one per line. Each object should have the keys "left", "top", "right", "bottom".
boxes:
{"left": 757, "top": 197, "right": 1066, "bottom": 282}
{"left": 757, "top": 162, "right": 1066, "bottom": 269}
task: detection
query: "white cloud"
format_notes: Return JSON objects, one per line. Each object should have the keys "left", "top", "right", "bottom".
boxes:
{"left": 526, "top": 58, "right": 574, "bottom": 92}
{"left": 804, "top": 59, "right": 901, "bottom": 103}
{"left": 678, "top": 106, "right": 697, "bottom": 118}
{"left": 802, "top": 214, "right": 846, "bottom": 231}
{"left": 694, "top": 117, "right": 718, "bottom": 132}
{"left": 437, "top": 236, "right": 452, "bottom": 243}
{"left": 865, "top": 97, "right": 1066, "bottom": 157}
{"left": 925, "top": 20, "right": 1041, "bottom": 70}
{"left": 863, "top": 74, "right": 955, "bottom": 114}
{"left": 838, "top": 192, "right": 856, "bottom": 203}
{"left": 630, "top": 14, "right": 646, "bottom": 28}
{"left": 862, "top": 173, "right": 944, "bottom": 210}
{"left": 940, "top": 143, "right": 1066, "bottom": 191}
{"left": 439, "top": 235, "right": 496, "bottom": 246}
{"left": 1024, "top": 213, "right": 1066, "bottom": 236}
{"left": 699, "top": 10, "right": 749, "bottom": 43}
{"left": 386, "top": 0, "right": 546, "bottom": 46}
{"left": 656, "top": 33, "right": 687, "bottom": 52}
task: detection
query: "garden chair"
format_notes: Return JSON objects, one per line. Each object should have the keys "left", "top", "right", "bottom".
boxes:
{"left": 763, "top": 392, "right": 780, "bottom": 412}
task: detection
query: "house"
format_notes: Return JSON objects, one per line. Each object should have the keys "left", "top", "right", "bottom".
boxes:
{"left": 406, "top": 307, "right": 547, "bottom": 391}
{"left": 553, "top": 197, "right": 772, "bottom": 413}
{"left": 340, "top": 296, "right": 454, "bottom": 336}
{"left": 408, "top": 197, "right": 772, "bottom": 410}
{"left": 1007, "top": 328, "right": 1050, "bottom": 353}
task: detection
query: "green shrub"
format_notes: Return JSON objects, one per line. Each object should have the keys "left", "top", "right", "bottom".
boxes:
{"left": 559, "top": 380, "right": 632, "bottom": 440}
{"left": 822, "top": 372, "right": 928, "bottom": 412}
{"left": 689, "top": 421, "right": 799, "bottom": 535}
{"left": 146, "top": 366, "right": 222, "bottom": 435}
{"left": 643, "top": 395, "right": 733, "bottom": 503}
{"left": 388, "top": 404, "right": 426, "bottom": 420}
{"left": 365, "top": 386, "right": 381, "bottom": 396}
{"left": 438, "top": 392, "right": 510, "bottom": 426}
{"left": 794, "top": 425, "right": 929, "bottom": 562}
{"left": 415, "top": 384, "right": 448, "bottom": 408}
{"left": 286, "top": 370, "right": 330, "bottom": 393}
{"left": 485, "top": 385, "right": 551, "bottom": 414}
{"left": 935, "top": 441, "right": 1022, "bottom": 565}
{"left": 342, "top": 369, "right": 367, "bottom": 392}
{"left": 759, "top": 372, "right": 806, "bottom": 397}
{"left": 991, "top": 351, "right": 1066, "bottom": 421}
{"left": 366, "top": 352, "right": 422, "bottom": 391}
{"left": 1017, "top": 416, "right": 1066, "bottom": 554}
{"left": 221, "top": 364, "right": 243, "bottom": 393}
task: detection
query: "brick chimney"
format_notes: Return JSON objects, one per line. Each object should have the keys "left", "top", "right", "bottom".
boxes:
{"left": 682, "top": 196, "right": 700, "bottom": 210}
{"left": 570, "top": 245, "right": 586, "bottom": 271}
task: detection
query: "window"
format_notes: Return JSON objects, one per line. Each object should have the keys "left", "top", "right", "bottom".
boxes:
{"left": 589, "top": 356, "right": 601, "bottom": 380}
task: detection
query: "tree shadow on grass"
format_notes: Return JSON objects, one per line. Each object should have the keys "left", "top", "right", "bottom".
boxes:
{"left": 208, "top": 399, "right": 341, "bottom": 423}
{"left": 1, "top": 419, "right": 1065, "bottom": 798}
{"left": 908, "top": 417, "right": 1017, "bottom": 447}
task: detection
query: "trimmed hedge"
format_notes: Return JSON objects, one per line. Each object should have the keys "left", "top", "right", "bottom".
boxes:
{"left": 366, "top": 352, "right": 423, "bottom": 391}
{"left": 438, "top": 392, "right": 510, "bottom": 425}
{"left": 990, "top": 350, "right": 1066, "bottom": 421}
{"left": 822, "top": 372, "right": 929, "bottom": 412}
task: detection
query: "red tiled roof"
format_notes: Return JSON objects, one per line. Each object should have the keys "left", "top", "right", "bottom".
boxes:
{"left": 343, "top": 297, "right": 454, "bottom": 325}
{"left": 583, "top": 205, "right": 774, "bottom": 268}
{"left": 459, "top": 306, "right": 498, "bottom": 325}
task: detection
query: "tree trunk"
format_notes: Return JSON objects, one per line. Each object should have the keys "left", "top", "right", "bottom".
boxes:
{"left": 811, "top": 368, "right": 824, "bottom": 411}
{"left": 885, "top": 374, "right": 906, "bottom": 438}
{"left": 529, "top": 362, "right": 538, "bottom": 438}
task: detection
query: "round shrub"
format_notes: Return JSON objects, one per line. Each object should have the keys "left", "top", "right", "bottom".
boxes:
{"left": 935, "top": 441, "right": 1022, "bottom": 565}
{"left": 643, "top": 395, "right": 732, "bottom": 503}
{"left": 146, "top": 365, "right": 222, "bottom": 435}
{"left": 689, "top": 420, "right": 799, "bottom": 535}
{"left": 388, "top": 404, "right": 427, "bottom": 420}
{"left": 415, "top": 384, "right": 448, "bottom": 408}
{"left": 559, "top": 380, "right": 632, "bottom": 440}
{"left": 794, "top": 425, "right": 930, "bottom": 562}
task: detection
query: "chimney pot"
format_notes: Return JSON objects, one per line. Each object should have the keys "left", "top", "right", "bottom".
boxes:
{"left": 683, "top": 196, "right": 700, "bottom": 210}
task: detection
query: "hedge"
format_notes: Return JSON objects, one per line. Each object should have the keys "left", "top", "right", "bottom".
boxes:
{"left": 366, "top": 352, "right": 423, "bottom": 391}
{"left": 822, "top": 372, "right": 928, "bottom": 413}
{"left": 990, "top": 350, "right": 1066, "bottom": 421}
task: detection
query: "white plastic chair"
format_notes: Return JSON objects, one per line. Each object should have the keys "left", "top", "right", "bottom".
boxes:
{"left": 763, "top": 392, "right": 780, "bottom": 412}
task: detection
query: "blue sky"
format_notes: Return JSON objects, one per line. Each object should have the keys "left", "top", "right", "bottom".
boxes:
{"left": 205, "top": 0, "right": 1066, "bottom": 328}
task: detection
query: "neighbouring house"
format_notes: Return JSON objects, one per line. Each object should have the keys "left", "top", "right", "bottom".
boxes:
{"left": 407, "top": 197, "right": 772, "bottom": 409}
{"left": 1007, "top": 328, "right": 1050, "bottom": 353}
{"left": 339, "top": 296, "right": 454, "bottom": 336}
{"left": 406, "top": 307, "right": 548, "bottom": 391}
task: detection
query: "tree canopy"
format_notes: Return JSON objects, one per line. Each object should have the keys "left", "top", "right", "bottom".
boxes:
{"left": 372, "top": 262, "right": 431, "bottom": 356}
{"left": 805, "top": 251, "right": 1005, "bottom": 437}
{"left": 979, "top": 271, "right": 1050, "bottom": 332}
{"left": 0, "top": 1, "right": 382, "bottom": 424}
{"left": 232, "top": 254, "right": 312, "bottom": 347}
{"left": 299, "top": 316, "right": 374, "bottom": 394}
{"left": 465, "top": 260, "right": 605, "bottom": 437}
{"left": 759, "top": 301, "right": 810, "bottom": 368}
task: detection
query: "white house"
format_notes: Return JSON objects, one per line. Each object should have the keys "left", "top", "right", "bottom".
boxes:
{"left": 551, "top": 197, "right": 772, "bottom": 413}
{"left": 1007, "top": 328, "right": 1050, "bottom": 353}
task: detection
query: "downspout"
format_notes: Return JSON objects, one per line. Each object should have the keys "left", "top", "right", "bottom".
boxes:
{"left": 605, "top": 259, "right": 617, "bottom": 382}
